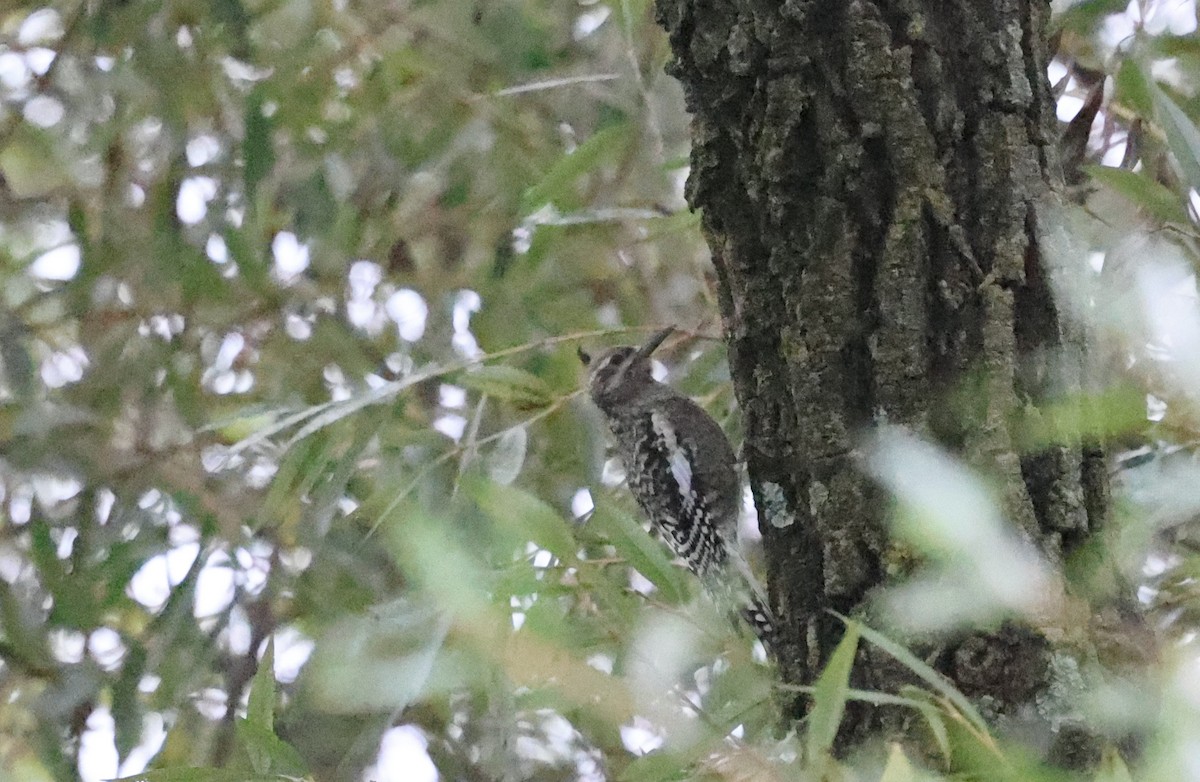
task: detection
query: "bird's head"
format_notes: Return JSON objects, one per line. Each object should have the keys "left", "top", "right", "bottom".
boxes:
{"left": 578, "top": 327, "right": 673, "bottom": 410}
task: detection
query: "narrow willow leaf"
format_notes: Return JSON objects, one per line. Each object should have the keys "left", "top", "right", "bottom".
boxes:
{"left": 487, "top": 425, "right": 527, "bottom": 486}
{"left": 234, "top": 720, "right": 308, "bottom": 778}
{"left": 457, "top": 365, "right": 553, "bottom": 408}
{"left": 522, "top": 123, "right": 630, "bottom": 211}
{"left": 615, "top": 748, "right": 691, "bottom": 782}
{"left": 1085, "top": 166, "right": 1190, "bottom": 225}
{"left": 244, "top": 88, "right": 276, "bottom": 202}
{"left": 589, "top": 502, "right": 690, "bottom": 604}
{"left": 308, "top": 599, "right": 449, "bottom": 713}
{"left": 846, "top": 616, "right": 992, "bottom": 738}
{"left": 472, "top": 481, "right": 578, "bottom": 562}
{"left": 0, "top": 128, "right": 69, "bottom": 198}
{"left": 108, "top": 770, "right": 287, "bottom": 782}
{"left": 1094, "top": 746, "right": 1134, "bottom": 782}
{"left": 1152, "top": 84, "right": 1200, "bottom": 190}
{"left": 879, "top": 743, "right": 918, "bottom": 782}
{"left": 806, "top": 622, "right": 860, "bottom": 760}
{"left": 1114, "top": 59, "right": 1154, "bottom": 120}
{"left": 246, "top": 637, "right": 275, "bottom": 732}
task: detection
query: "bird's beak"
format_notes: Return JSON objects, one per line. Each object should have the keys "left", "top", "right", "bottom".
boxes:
{"left": 635, "top": 326, "right": 674, "bottom": 360}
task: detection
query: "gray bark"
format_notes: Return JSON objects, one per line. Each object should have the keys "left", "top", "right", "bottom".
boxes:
{"left": 655, "top": 0, "right": 1118, "bottom": 760}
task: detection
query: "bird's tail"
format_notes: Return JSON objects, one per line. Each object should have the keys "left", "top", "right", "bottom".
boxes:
{"left": 741, "top": 591, "right": 776, "bottom": 651}
{"left": 719, "top": 547, "right": 776, "bottom": 654}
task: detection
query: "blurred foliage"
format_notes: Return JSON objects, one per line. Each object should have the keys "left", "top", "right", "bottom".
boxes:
{"left": 2, "top": 0, "right": 1200, "bottom": 780}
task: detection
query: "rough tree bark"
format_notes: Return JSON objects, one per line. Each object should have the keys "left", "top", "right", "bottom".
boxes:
{"left": 656, "top": 0, "right": 1121, "bottom": 762}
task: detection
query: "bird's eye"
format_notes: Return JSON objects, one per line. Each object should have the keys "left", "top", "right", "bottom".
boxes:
{"left": 577, "top": 347, "right": 591, "bottom": 366}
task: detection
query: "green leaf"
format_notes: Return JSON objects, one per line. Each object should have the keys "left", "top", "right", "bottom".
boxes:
{"left": 112, "top": 643, "right": 147, "bottom": 760}
{"left": 879, "top": 743, "right": 918, "bottom": 782}
{"left": 108, "top": 770, "right": 287, "bottom": 782}
{"left": 846, "top": 616, "right": 992, "bottom": 737}
{"left": 486, "top": 425, "right": 528, "bottom": 486}
{"left": 30, "top": 518, "right": 96, "bottom": 629}
{"left": 307, "top": 599, "right": 449, "bottom": 713}
{"left": 805, "top": 622, "right": 860, "bottom": 760}
{"left": 589, "top": 502, "right": 690, "bottom": 605}
{"left": 1085, "top": 166, "right": 1190, "bottom": 225}
{"left": 244, "top": 89, "right": 276, "bottom": 202}
{"left": 457, "top": 365, "right": 553, "bottom": 408}
{"left": 617, "top": 749, "right": 690, "bottom": 782}
{"left": 1094, "top": 746, "right": 1134, "bottom": 782}
{"left": 1152, "top": 83, "right": 1200, "bottom": 190}
{"left": 0, "top": 331, "right": 35, "bottom": 398}
{"left": 522, "top": 123, "right": 631, "bottom": 211}
{"left": 1114, "top": 59, "right": 1154, "bottom": 120}
{"left": 0, "top": 128, "right": 69, "bottom": 198}
{"left": 235, "top": 720, "right": 308, "bottom": 777}
{"left": 246, "top": 637, "right": 276, "bottom": 732}
{"left": 472, "top": 481, "right": 578, "bottom": 562}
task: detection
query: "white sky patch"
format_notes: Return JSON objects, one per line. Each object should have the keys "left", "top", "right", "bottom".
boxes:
{"left": 573, "top": 5, "right": 610, "bottom": 39}
{"left": 205, "top": 233, "right": 228, "bottom": 263}
{"left": 452, "top": 289, "right": 482, "bottom": 357}
{"left": 347, "top": 261, "right": 385, "bottom": 333}
{"left": 433, "top": 414, "right": 467, "bottom": 441}
{"left": 41, "top": 347, "right": 88, "bottom": 387}
{"left": 128, "top": 543, "right": 201, "bottom": 610}
{"left": 366, "top": 725, "right": 438, "bottom": 782}
{"left": 116, "top": 712, "right": 167, "bottom": 780}
{"left": 586, "top": 653, "right": 614, "bottom": 674}
{"left": 273, "top": 626, "right": 316, "bottom": 683}
{"left": 18, "top": 8, "right": 63, "bottom": 45}
{"left": 30, "top": 243, "right": 81, "bottom": 280}
{"left": 739, "top": 485, "right": 763, "bottom": 542}
{"left": 619, "top": 716, "right": 665, "bottom": 755}
{"left": 386, "top": 288, "right": 428, "bottom": 341}
{"left": 1139, "top": 261, "right": 1200, "bottom": 390}
{"left": 571, "top": 488, "right": 594, "bottom": 518}
{"left": 88, "top": 627, "right": 126, "bottom": 670}
{"left": 177, "top": 176, "right": 217, "bottom": 224}
{"left": 195, "top": 550, "right": 235, "bottom": 618}
{"left": 629, "top": 569, "right": 655, "bottom": 596}
{"left": 77, "top": 707, "right": 118, "bottom": 782}
{"left": 286, "top": 312, "right": 313, "bottom": 339}
{"left": 1147, "top": 393, "right": 1168, "bottom": 422}
{"left": 32, "top": 473, "right": 82, "bottom": 506}
{"left": 0, "top": 51, "right": 31, "bottom": 89}
{"left": 1056, "top": 93, "right": 1083, "bottom": 123}
{"left": 439, "top": 384, "right": 466, "bottom": 409}
{"left": 24, "top": 94, "right": 64, "bottom": 127}
{"left": 186, "top": 134, "right": 220, "bottom": 166}
{"left": 272, "top": 231, "right": 310, "bottom": 281}
{"left": 51, "top": 628, "right": 86, "bottom": 663}
{"left": 531, "top": 546, "right": 555, "bottom": 569}
{"left": 1138, "top": 0, "right": 1198, "bottom": 34}
{"left": 9, "top": 484, "right": 32, "bottom": 524}
{"left": 349, "top": 259, "right": 382, "bottom": 295}
{"left": 25, "top": 47, "right": 56, "bottom": 75}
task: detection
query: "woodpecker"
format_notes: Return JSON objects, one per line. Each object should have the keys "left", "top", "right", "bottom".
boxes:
{"left": 579, "top": 327, "right": 775, "bottom": 650}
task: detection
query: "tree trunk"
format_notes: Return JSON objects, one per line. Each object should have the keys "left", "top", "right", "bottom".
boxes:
{"left": 656, "top": 0, "right": 1117, "bottom": 760}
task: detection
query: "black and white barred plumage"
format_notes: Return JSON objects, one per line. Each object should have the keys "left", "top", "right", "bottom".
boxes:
{"left": 580, "top": 327, "right": 775, "bottom": 649}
